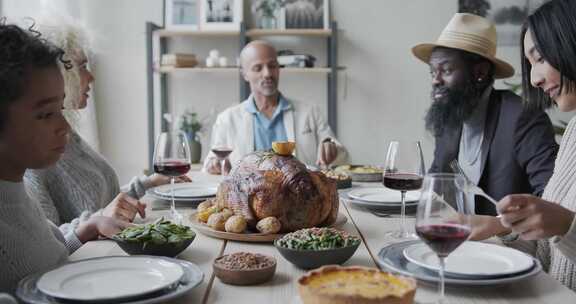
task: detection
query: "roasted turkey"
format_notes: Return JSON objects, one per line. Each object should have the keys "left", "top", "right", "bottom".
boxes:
{"left": 213, "top": 151, "right": 339, "bottom": 232}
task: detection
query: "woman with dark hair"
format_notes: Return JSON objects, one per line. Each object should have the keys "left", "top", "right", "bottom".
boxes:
{"left": 495, "top": 0, "right": 576, "bottom": 290}
{"left": 0, "top": 21, "right": 129, "bottom": 294}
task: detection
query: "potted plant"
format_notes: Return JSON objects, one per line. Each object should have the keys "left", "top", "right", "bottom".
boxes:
{"left": 179, "top": 110, "right": 204, "bottom": 163}
{"left": 253, "top": 0, "right": 285, "bottom": 29}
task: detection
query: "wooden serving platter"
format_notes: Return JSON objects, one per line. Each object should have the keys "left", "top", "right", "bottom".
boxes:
{"left": 188, "top": 212, "right": 348, "bottom": 243}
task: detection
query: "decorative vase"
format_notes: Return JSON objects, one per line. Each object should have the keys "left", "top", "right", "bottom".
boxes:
{"left": 259, "top": 15, "right": 277, "bottom": 29}
{"left": 186, "top": 132, "right": 202, "bottom": 164}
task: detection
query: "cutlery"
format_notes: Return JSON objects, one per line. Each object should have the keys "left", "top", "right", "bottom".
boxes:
{"left": 449, "top": 160, "right": 499, "bottom": 206}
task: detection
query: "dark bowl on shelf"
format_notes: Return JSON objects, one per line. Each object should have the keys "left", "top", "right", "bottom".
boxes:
{"left": 113, "top": 236, "right": 194, "bottom": 258}
{"left": 213, "top": 254, "right": 277, "bottom": 285}
{"left": 274, "top": 240, "right": 360, "bottom": 269}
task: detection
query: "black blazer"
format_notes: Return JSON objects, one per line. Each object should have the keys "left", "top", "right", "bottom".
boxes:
{"left": 429, "top": 89, "right": 558, "bottom": 215}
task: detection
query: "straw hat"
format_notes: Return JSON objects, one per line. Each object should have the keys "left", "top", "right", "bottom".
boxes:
{"left": 412, "top": 13, "right": 515, "bottom": 79}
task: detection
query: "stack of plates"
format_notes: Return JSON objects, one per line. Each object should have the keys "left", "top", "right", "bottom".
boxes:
{"left": 342, "top": 188, "right": 420, "bottom": 211}
{"left": 17, "top": 256, "right": 204, "bottom": 304}
{"left": 148, "top": 182, "right": 218, "bottom": 203}
{"left": 377, "top": 241, "right": 541, "bottom": 285}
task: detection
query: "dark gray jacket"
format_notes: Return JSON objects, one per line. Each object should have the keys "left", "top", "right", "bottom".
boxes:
{"left": 429, "top": 89, "right": 558, "bottom": 215}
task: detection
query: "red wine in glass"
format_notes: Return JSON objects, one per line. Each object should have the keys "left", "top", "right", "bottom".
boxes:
{"left": 381, "top": 141, "right": 425, "bottom": 241}
{"left": 416, "top": 224, "right": 471, "bottom": 258}
{"left": 152, "top": 131, "right": 191, "bottom": 224}
{"left": 415, "top": 173, "right": 472, "bottom": 302}
{"left": 383, "top": 173, "right": 423, "bottom": 191}
{"left": 154, "top": 160, "right": 191, "bottom": 177}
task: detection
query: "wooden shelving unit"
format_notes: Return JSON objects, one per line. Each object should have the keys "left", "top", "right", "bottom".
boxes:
{"left": 155, "top": 30, "right": 240, "bottom": 38}
{"left": 155, "top": 29, "right": 332, "bottom": 38}
{"left": 156, "top": 66, "right": 334, "bottom": 74}
{"left": 145, "top": 22, "right": 340, "bottom": 170}
{"left": 156, "top": 66, "right": 240, "bottom": 73}
{"left": 246, "top": 29, "right": 332, "bottom": 38}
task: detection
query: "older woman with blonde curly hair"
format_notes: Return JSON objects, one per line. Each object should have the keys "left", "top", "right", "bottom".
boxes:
{"left": 23, "top": 17, "right": 187, "bottom": 237}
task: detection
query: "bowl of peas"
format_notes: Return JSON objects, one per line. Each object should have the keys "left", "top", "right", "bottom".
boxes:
{"left": 274, "top": 227, "right": 361, "bottom": 269}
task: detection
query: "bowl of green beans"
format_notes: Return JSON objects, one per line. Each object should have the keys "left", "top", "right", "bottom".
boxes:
{"left": 274, "top": 227, "right": 361, "bottom": 269}
{"left": 113, "top": 218, "right": 196, "bottom": 257}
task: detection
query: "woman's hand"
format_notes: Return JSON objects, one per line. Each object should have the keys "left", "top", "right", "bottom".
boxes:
{"left": 497, "top": 194, "right": 576, "bottom": 240}
{"left": 468, "top": 214, "right": 510, "bottom": 241}
{"left": 75, "top": 216, "right": 133, "bottom": 243}
{"left": 102, "top": 192, "right": 146, "bottom": 222}
{"left": 148, "top": 173, "right": 191, "bottom": 187}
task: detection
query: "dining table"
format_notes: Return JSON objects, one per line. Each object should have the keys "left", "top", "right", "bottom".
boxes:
{"left": 69, "top": 171, "right": 576, "bottom": 304}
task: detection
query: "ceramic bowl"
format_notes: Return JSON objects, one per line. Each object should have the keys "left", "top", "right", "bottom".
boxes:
{"left": 213, "top": 254, "right": 276, "bottom": 285}
{"left": 114, "top": 236, "right": 194, "bottom": 258}
{"left": 274, "top": 240, "right": 360, "bottom": 269}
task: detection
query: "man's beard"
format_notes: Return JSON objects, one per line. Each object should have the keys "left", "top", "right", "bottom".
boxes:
{"left": 424, "top": 81, "right": 487, "bottom": 137}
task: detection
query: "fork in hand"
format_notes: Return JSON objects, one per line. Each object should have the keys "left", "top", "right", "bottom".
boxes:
{"left": 449, "top": 159, "right": 499, "bottom": 206}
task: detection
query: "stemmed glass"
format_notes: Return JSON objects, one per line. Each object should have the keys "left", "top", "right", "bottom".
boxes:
{"left": 211, "top": 147, "right": 233, "bottom": 176}
{"left": 382, "top": 140, "right": 425, "bottom": 241}
{"left": 415, "top": 173, "right": 472, "bottom": 303}
{"left": 153, "top": 131, "right": 191, "bottom": 224}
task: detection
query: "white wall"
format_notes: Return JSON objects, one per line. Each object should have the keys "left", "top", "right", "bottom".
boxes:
{"left": 5, "top": 0, "right": 567, "bottom": 184}
{"left": 1, "top": 0, "right": 163, "bottom": 183}
{"left": 159, "top": 0, "right": 457, "bottom": 179}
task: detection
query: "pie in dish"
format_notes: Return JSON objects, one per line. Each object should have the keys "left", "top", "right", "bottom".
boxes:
{"left": 298, "top": 265, "right": 416, "bottom": 304}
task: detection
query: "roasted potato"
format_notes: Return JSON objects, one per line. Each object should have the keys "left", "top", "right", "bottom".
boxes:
{"left": 220, "top": 208, "right": 234, "bottom": 220}
{"left": 256, "top": 217, "right": 281, "bottom": 234}
{"left": 197, "top": 205, "right": 218, "bottom": 223}
{"left": 225, "top": 215, "right": 247, "bottom": 233}
{"left": 197, "top": 200, "right": 214, "bottom": 213}
{"left": 207, "top": 213, "right": 226, "bottom": 231}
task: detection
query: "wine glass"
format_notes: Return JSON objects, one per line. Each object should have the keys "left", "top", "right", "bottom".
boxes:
{"left": 415, "top": 173, "right": 472, "bottom": 303}
{"left": 211, "top": 147, "right": 233, "bottom": 176}
{"left": 382, "top": 140, "right": 425, "bottom": 241}
{"left": 153, "top": 131, "right": 191, "bottom": 224}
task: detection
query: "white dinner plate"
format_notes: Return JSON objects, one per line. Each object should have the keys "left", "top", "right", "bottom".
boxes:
{"left": 341, "top": 194, "right": 419, "bottom": 211}
{"left": 152, "top": 182, "right": 218, "bottom": 198}
{"left": 403, "top": 241, "right": 535, "bottom": 277}
{"left": 18, "top": 256, "right": 204, "bottom": 304}
{"left": 377, "top": 240, "right": 541, "bottom": 286}
{"left": 37, "top": 256, "right": 184, "bottom": 302}
{"left": 347, "top": 188, "right": 420, "bottom": 204}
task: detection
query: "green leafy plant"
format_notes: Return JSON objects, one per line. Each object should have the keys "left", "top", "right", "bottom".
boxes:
{"left": 554, "top": 120, "right": 568, "bottom": 136}
{"left": 179, "top": 110, "right": 203, "bottom": 139}
{"left": 503, "top": 80, "right": 522, "bottom": 95}
{"left": 254, "top": 0, "right": 285, "bottom": 18}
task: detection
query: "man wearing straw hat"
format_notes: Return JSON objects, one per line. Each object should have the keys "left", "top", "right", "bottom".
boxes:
{"left": 413, "top": 13, "right": 558, "bottom": 218}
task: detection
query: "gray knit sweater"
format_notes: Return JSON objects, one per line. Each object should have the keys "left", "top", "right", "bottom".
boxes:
{"left": 0, "top": 180, "right": 80, "bottom": 293}
{"left": 508, "top": 116, "right": 576, "bottom": 290}
{"left": 24, "top": 131, "right": 151, "bottom": 235}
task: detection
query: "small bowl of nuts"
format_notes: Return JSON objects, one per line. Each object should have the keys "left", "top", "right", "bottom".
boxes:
{"left": 213, "top": 252, "right": 277, "bottom": 285}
